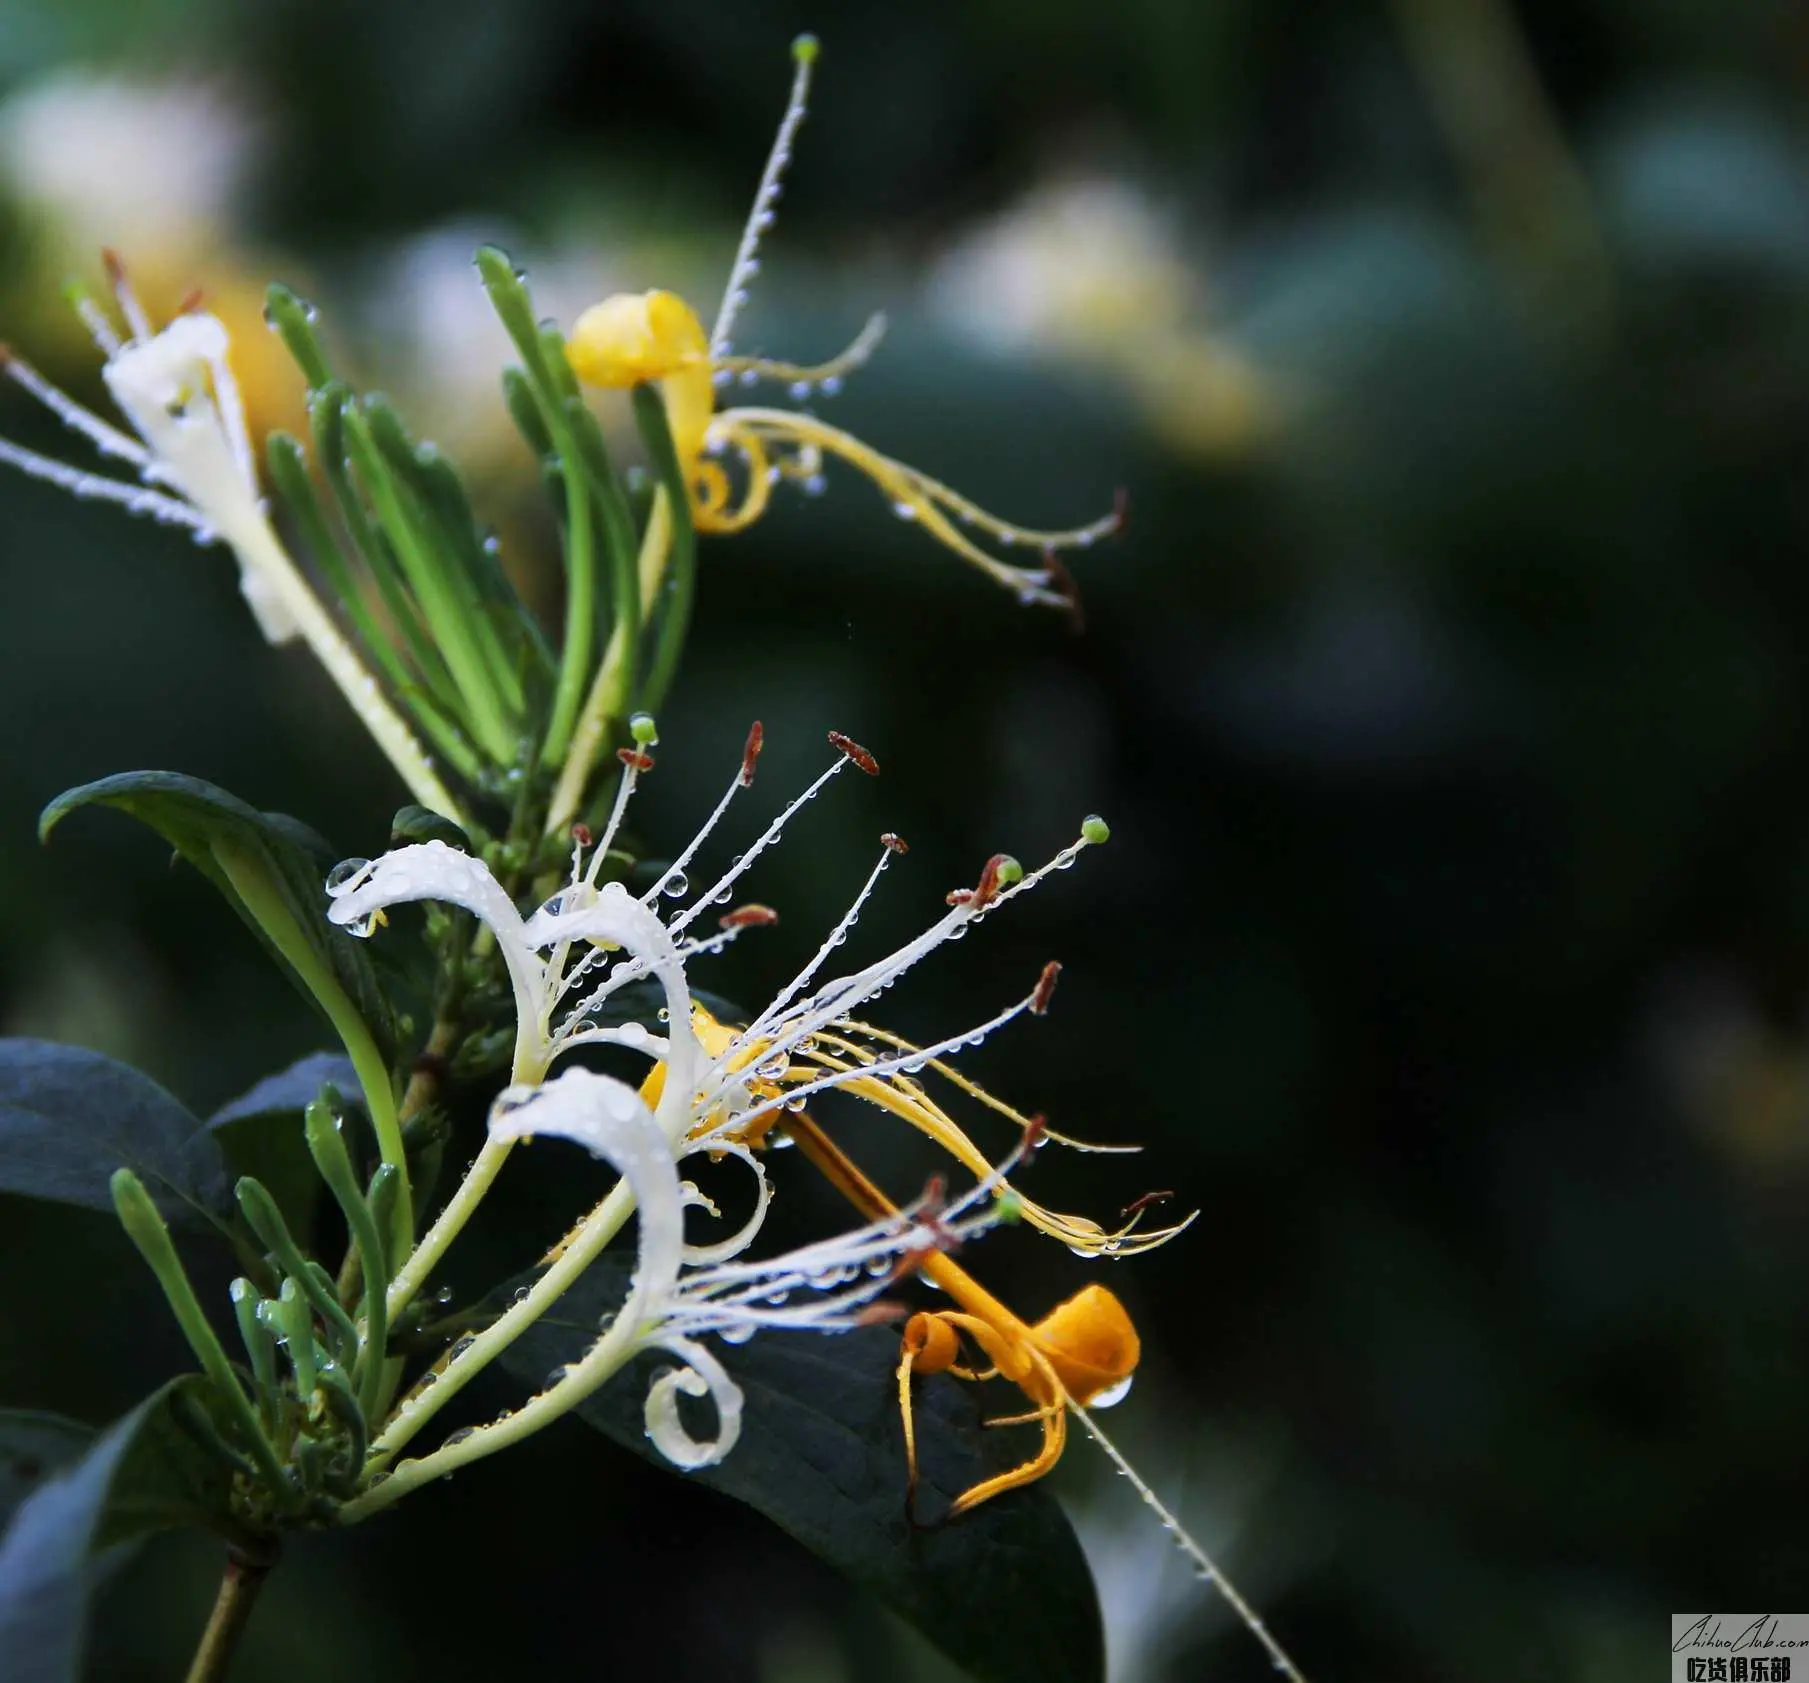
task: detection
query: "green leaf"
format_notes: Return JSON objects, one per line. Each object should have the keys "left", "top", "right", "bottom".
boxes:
{"left": 207, "top": 1053, "right": 361, "bottom": 1238}
{"left": 0, "top": 1379, "right": 248, "bottom": 1683}
{"left": 40, "top": 772, "right": 398, "bottom": 1064}
{"left": 0, "top": 1039, "right": 229, "bottom": 1226}
{"left": 499, "top": 1257, "right": 1105, "bottom": 1683}
{"left": 0, "top": 1415, "right": 94, "bottom": 1537}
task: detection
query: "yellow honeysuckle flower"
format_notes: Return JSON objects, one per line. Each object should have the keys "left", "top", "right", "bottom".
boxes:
{"left": 565, "top": 36, "right": 1120, "bottom": 613}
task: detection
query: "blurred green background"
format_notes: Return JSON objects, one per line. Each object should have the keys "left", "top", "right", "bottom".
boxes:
{"left": 2, "top": 0, "right": 1808, "bottom": 1679}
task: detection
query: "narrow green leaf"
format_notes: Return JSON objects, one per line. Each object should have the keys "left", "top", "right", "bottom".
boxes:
{"left": 629, "top": 384, "right": 698, "bottom": 718}
{"left": 499, "top": 1257, "right": 1105, "bottom": 1683}
{"left": 0, "top": 1039, "right": 228, "bottom": 1226}
{"left": 39, "top": 773, "right": 410, "bottom": 1246}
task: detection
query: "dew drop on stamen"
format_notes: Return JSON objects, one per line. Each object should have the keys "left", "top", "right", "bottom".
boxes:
{"left": 789, "top": 381, "right": 810, "bottom": 401}
{"left": 820, "top": 376, "right": 842, "bottom": 396}
{"left": 661, "top": 869, "right": 689, "bottom": 898}
{"left": 892, "top": 502, "right": 918, "bottom": 521}
{"left": 803, "top": 473, "right": 827, "bottom": 496}
{"left": 739, "top": 369, "right": 759, "bottom": 388}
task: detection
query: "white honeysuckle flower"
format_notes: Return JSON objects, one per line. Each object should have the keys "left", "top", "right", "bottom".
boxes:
{"left": 331, "top": 720, "right": 1186, "bottom": 1505}
{"left": 0, "top": 292, "right": 292, "bottom": 637}
{"left": 0, "top": 266, "right": 464, "bottom": 820}
{"left": 478, "top": 1066, "right": 1001, "bottom": 1473}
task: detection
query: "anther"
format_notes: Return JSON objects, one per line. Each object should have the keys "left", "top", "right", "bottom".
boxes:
{"left": 571, "top": 823, "right": 593, "bottom": 847}
{"left": 1120, "top": 1190, "right": 1175, "bottom": 1219}
{"left": 1030, "top": 961, "right": 1062, "bottom": 1016}
{"left": 827, "top": 731, "right": 880, "bottom": 775}
{"left": 970, "top": 853, "right": 1019, "bottom": 909}
{"left": 880, "top": 832, "right": 909, "bottom": 854}
{"left": 852, "top": 1300, "right": 908, "bottom": 1327}
{"left": 719, "top": 903, "right": 780, "bottom": 930}
{"left": 174, "top": 287, "right": 206, "bottom": 316}
{"left": 616, "top": 747, "right": 656, "bottom": 771}
{"left": 740, "top": 720, "right": 765, "bottom": 787}
{"left": 1042, "top": 550, "right": 1085, "bottom": 633}
{"left": 1022, "top": 1113, "right": 1049, "bottom": 1152}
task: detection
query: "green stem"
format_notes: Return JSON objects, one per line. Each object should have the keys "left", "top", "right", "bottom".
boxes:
{"left": 343, "top": 1243, "right": 643, "bottom": 1521}
{"left": 366, "top": 1171, "right": 635, "bottom": 1467}
{"left": 184, "top": 1545, "right": 276, "bottom": 1683}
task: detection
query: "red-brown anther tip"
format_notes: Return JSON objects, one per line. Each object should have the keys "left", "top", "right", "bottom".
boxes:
{"left": 1120, "top": 1189, "right": 1175, "bottom": 1220}
{"left": 1111, "top": 486, "right": 1130, "bottom": 533}
{"left": 881, "top": 832, "right": 909, "bottom": 855}
{"left": 1043, "top": 550, "right": 1086, "bottom": 634}
{"left": 719, "top": 903, "right": 780, "bottom": 930}
{"left": 174, "top": 286, "right": 205, "bottom": 316}
{"left": 1022, "top": 1113, "right": 1049, "bottom": 1152}
{"left": 853, "top": 1300, "right": 910, "bottom": 1327}
{"left": 1030, "top": 960, "right": 1062, "bottom": 1016}
{"left": 945, "top": 888, "right": 975, "bottom": 907}
{"left": 828, "top": 731, "right": 880, "bottom": 775}
{"left": 921, "top": 1173, "right": 948, "bottom": 1215}
{"left": 100, "top": 247, "right": 126, "bottom": 283}
{"left": 739, "top": 720, "right": 765, "bottom": 787}
{"left": 616, "top": 747, "right": 656, "bottom": 771}
{"left": 571, "top": 822, "right": 593, "bottom": 847}
{"left": 971, "top": 853, "right": 1012, "bottom": 910}
{"left": 0, "top": 343, "right": 14, "bottom": 369}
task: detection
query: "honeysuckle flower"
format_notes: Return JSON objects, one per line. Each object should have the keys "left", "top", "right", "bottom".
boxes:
{"left": 564, "top": 36, "right": 1120, "bottom": 612}
{"left": 326, "top": 724, "right": 1186, "bottom": 1478}
{"left": 0, "top": 264, "right": 462, "bottom": 821}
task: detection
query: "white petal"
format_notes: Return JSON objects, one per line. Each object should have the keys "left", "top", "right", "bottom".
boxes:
{"left": 677, "top": 1141, "right": 771, "bottom": 1266}
{"left": 487, "top": 1069, "right": 685, "bottom": 1313}
{"left": 642, "top": 1337, "right": 744, "bottom": 1470}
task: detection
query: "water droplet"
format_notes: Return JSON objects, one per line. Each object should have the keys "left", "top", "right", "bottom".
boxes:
{"left": 739, "top": 368, "right": 759, "bottom": 388}
{"left": 443, "top": 1427, "right": 475, "bottom": 1447}
{"left": 1090, "top": 1373, "right": 1134, "bottom": 1409}
{"left": 510, "top": 1287, "right": 531, "bottom": 1306}
{"left": 449, "top": 1336, "right": 476, "bottom": 1361}
{"left": 788, "top": 381, "right": 810, "bottom": 401}
{"left": 803, "top": 473, "right": 827, "bottom": 496}
{"left": 661, "top": 869, "right": 689, "bottom": 898}
{"left": 721, "top": 1322, "right": 757, "bottom": 1344}
{"left": 326, "top": 857, "right": 369, "bottom": 891}
{"left": 892, "top": 501, "right": 919, "bottom": 521}
{"left": 821, "top": 376, "right": 842, "bottom": 396}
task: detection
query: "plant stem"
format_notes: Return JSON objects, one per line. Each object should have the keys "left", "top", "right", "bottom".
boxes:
{"left": 184, "top": 1545, "right": 276, "bottom": 1683}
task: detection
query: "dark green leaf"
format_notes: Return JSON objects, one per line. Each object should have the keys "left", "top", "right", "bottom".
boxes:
{"left": 500, "top": 1257, "right": 1104, "bottom": 1683}
{"left": 0, "top": 1379, "right": 247, "bottom": 1683}
{"left": 207, "top": 1053, "right": 361, "bottom": 1238}
{"left": 0, "top": 1039, "right": 228, "bottom": 1226}
{"left": 0, "top": 1415, "right": 94, "bottom": 1536}
{"left": 40, "top": 772, "right": 397, "bottom": 1060}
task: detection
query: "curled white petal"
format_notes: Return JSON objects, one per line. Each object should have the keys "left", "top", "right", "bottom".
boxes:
{"left": 487, "top": 1069, "right": 684, "bottom": 1321}
{"left": 643, "top": 1337, "right": 744, "bottom": 1470}
{"left": 677, "top": 1141, "right": 771, "bottom": 1267}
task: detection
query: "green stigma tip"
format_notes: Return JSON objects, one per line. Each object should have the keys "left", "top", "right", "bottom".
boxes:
{"left": 995, "top": 855, "right": 1025, "bottom": 887}
{"left": 629, "top": 711, "right": 660, "bottom": 746}
{"left": 792, "top": 33, "right": 820, "bottom": 64}
{"left": 1081, "top": 815, "right": 1111, "bottom": 846}
{"left": 992, "top": 1189, "right": 1024, "bottom": 1225}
